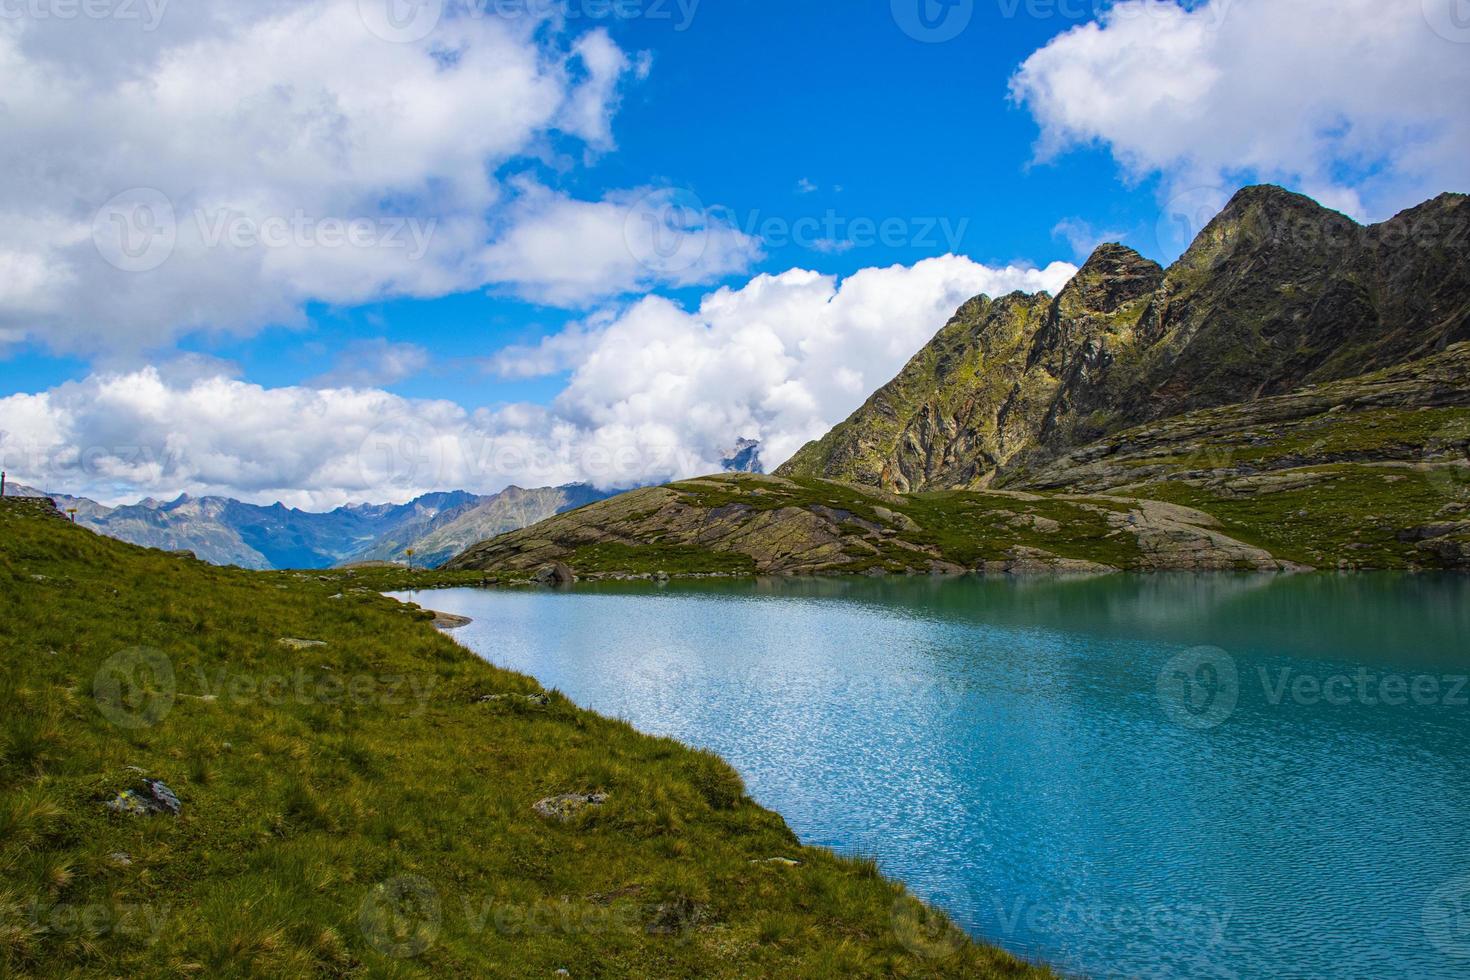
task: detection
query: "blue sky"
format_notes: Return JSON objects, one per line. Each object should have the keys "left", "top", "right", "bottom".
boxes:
{"left": 0, "top": 0, "right": 1465, "bottom": 505}
{"left": 2, "top": 0, "right": 1148, "bottom": 404}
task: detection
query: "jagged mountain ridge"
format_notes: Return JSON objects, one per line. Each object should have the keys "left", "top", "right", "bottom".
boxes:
{"left": 777, "top": 186, "right": 1470, "bottom": 491}
{"left": 5, "top": 484, "right": 611, "bottom": 569}
{"left": 345, "top": 483, "right": 614, "bottom": 568}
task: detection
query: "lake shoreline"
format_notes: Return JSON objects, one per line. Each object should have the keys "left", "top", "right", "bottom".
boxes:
{"left": 399, "top": 573, "right": 1470, "bottom": 979}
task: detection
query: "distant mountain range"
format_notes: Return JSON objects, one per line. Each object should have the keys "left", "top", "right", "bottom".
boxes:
{"left": 2, "top": 483, "right": 614, "bottom": 569}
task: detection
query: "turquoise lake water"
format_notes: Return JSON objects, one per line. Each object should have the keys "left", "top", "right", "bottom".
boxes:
{"left": 392, "top": 574, "right": 1470, "bottom": 979}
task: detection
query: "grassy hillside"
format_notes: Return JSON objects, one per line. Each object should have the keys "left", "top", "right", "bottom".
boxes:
{"left": 445, "top": 472, "right": 1300, "bottom": 576}
{"left": 1006, "top": 346, "right": 1470, "bottom": 570}
{"left": 0, "top": 501, "right": 1044, "bottom": 978}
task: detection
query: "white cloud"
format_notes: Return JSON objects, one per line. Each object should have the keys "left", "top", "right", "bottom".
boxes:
{"left": 0, "top": 256, "right": 1078, "bottom": 507}
{"left": 1011, "top": 0, "right": 1470, "bottom": 233}
{"left": 478, "top": 183, "right": 763, "bottom": 306}
{"left": 549, "top": 255, "right": 1079, "bottom": 470}
{"left": 0, "top": 4, "right": 713, "bottom": 356}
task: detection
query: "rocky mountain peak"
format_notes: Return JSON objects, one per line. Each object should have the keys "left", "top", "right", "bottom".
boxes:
{"left": 1057, "top": 243, "right": 1163, "bottom": 316}
{"left": 1177, "top": 183, "right": 1357, "bottom": 272}
{"left": 778, "top": 186, "right": 1470, "bottom": 494}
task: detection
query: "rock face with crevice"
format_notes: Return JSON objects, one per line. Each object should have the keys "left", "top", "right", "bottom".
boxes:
{"left": 778, "top": 186, "right": 1470, "bottom": 492}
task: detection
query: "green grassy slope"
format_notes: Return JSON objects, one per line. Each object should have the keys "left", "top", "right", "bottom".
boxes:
{"left": 1006, "top": 348, "right": 1470, "bottom": 570}
{"left": 446, "top": 472, "right": 1302, "bottom": 576}
{"left": 0, "top": 503, "right": 1044, "bottom": 978}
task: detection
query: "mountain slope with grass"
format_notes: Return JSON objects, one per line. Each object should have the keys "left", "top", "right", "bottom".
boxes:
{"left": 0, "top": 501, "right": 1041, "bottom": 977}
{"left": 778, "top": 186, "right": 1470, "bottom": 491}
{"left": 448, "top": 344, "right": 1470, "bottom": 576}
{"left": 445, "top": 472, "right": 1305, "bottom": 575}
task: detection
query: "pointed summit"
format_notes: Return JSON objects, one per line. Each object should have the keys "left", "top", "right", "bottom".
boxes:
{"left": 1177, "top": 184, "right": 1358, "bottom": 268}
{"left": 1057, "top": 243, "right": 1163, "bottom": 316}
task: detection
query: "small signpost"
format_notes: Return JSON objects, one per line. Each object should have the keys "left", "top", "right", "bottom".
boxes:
{"left": 66, "top": 508, "right": 78, "bottom": 523}
{"left": 406, "top": 547, "right": 416, "bottom": 571}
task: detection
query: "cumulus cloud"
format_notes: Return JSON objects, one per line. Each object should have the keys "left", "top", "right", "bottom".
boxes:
{"left": 1011, "top": 0, "right": 1470, "bottom": 235}
{"left": 0, "top": 256, "right": 1077, "bottom": 506}
{"left": 0, "top": 2, "right": 737, "bottom": 356}
{"left": 478, "top": 183, "right": 763, "bottom": 306}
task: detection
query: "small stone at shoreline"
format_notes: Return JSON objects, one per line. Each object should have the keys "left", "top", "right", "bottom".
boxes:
{"left": 430, "top": 611, "right": 472, "bottom": 629}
